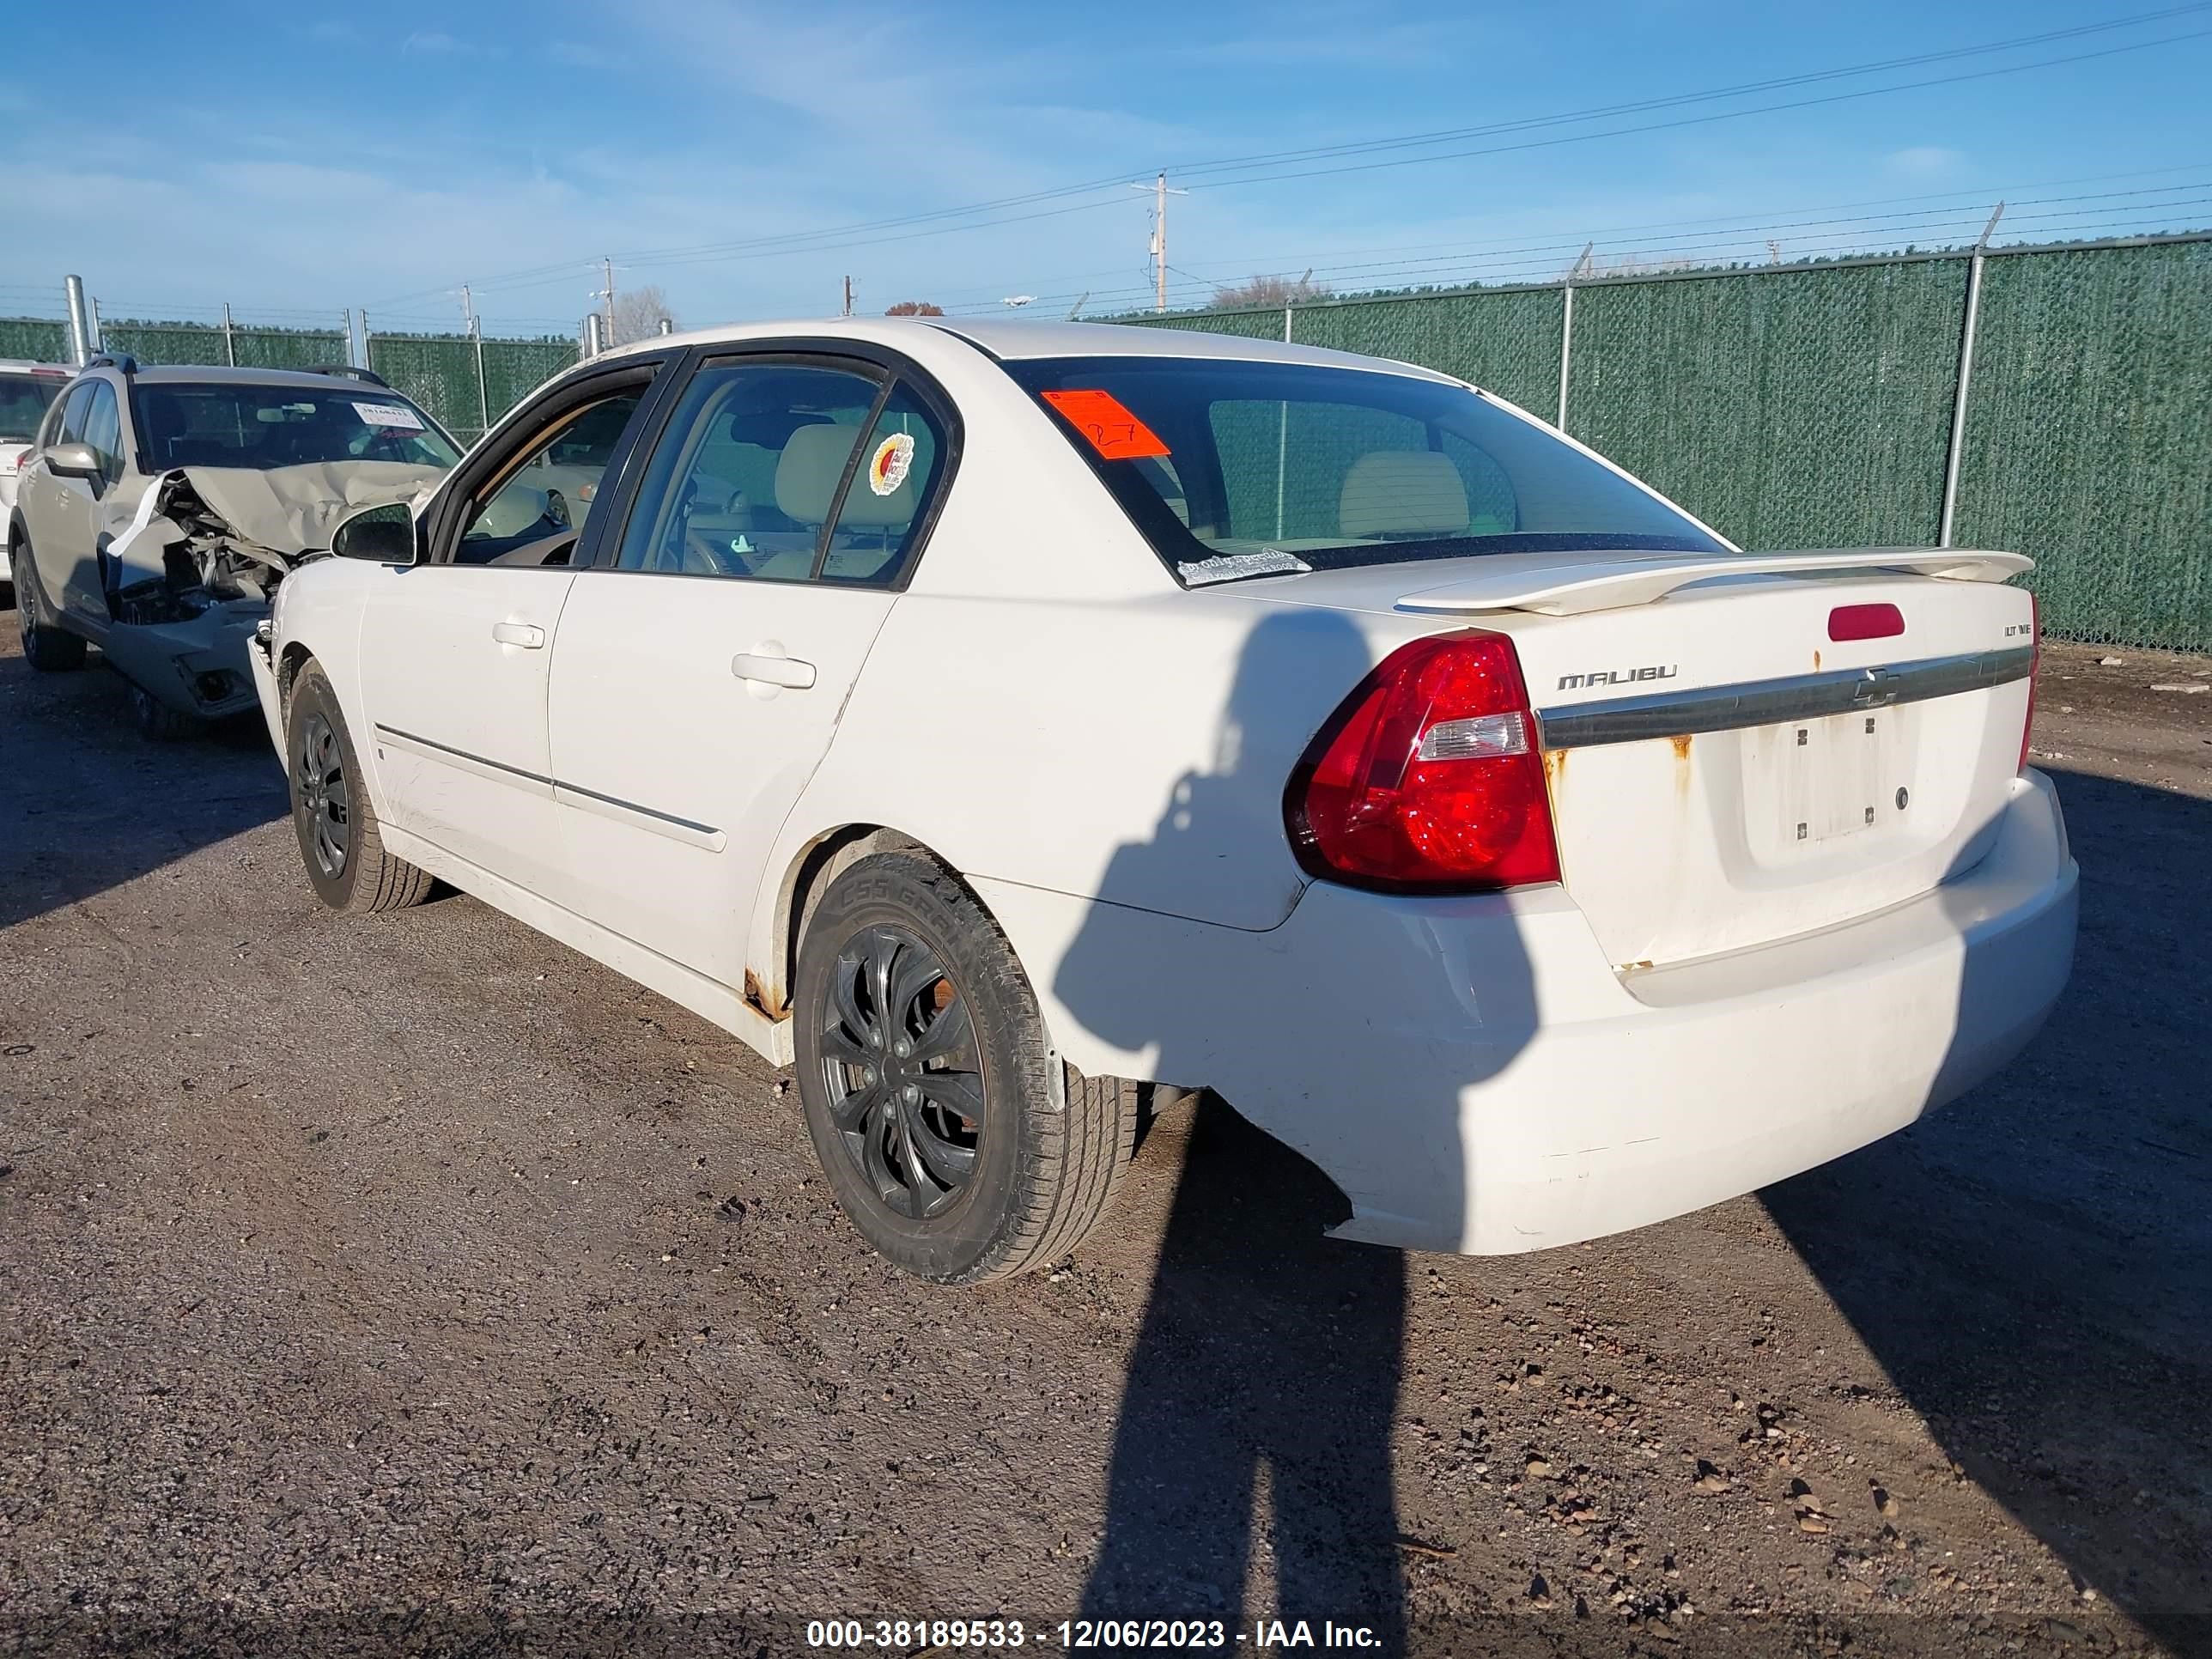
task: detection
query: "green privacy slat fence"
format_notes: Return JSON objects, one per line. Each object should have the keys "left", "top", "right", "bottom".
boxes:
{"left": 0, "top": 319, "right": 70, "bottom": 362}
{"left": 1952, "top": 241, "right": 2212, "bottom": 648}
{"left": 95, "top": 320, "right": 347, "bottom": 368}
{"left": 1117, "top": 234, "right": 2212, "bottom": 650}
{"left": 1132, "top": 307, "right": 1285, "bottom": 342}
{"left": 1291, "top": 285, "right": 1566, "bottom": 419}
{"left": 480, "top": 337, "right": 584, "bottom": 440}
{"left": 365, "top": 332, "right": 579, "bottom": 444}
{"left": 0, "top": 315, "right": 579, "bottom": 449}
{"left": 363, "top": 333, "right": 484, "bottom": 441}
{"left": 1566, "top": 258, "right": 1968, "bottom": 554}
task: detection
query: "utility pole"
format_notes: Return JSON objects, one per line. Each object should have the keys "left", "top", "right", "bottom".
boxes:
{"left": 459, "top": 283, "right": 475, "bottom": 331}
{"left": 842, "top": 275, "right": 854, "bottom": 318}
{"left": 600, "top": 257, "right": 616, "bottom": 340}
{"left": 1130, "top": 171, "right": 1188, "bottom": 314}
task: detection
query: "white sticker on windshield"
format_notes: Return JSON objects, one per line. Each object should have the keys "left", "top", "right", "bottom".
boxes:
{"left": 1176, "top": 548, "right": 1312, "bottom": 586}
{"left": 353, "top": 400, "right": 425, "bottom": 431}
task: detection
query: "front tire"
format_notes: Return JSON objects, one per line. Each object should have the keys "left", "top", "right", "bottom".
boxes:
{"left": 285, "top": 661, "right": 432, "bottom": 915}
{"left": 793, "top": 852, "right": 1134, "bottom": 1285}
{"left": 13, "top": 540, "right": 88, "bottom": 672}
{"left": 130, "top": 682, "right": 202, "bottom": 741}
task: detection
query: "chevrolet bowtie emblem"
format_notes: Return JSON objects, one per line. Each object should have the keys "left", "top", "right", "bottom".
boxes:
{"left": 1850, "top": 666, "right": 1899, "bottom": 708}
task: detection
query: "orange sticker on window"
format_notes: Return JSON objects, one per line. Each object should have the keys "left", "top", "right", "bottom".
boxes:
{"left": 1040, "top": 388, "right": 1170, "bottom": 460}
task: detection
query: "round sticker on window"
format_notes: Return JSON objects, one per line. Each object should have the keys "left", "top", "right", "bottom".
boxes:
{"left": 868, "top": 432, "right": 916, "bottom": 496}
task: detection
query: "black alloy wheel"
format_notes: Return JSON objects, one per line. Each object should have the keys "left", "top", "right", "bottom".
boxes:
{"left": 793, "top": 852, "right": 1137, "bottom": 1283}
{"left": 294, "top": 708, "right": 350, "bottom": 879}
{"left": 816, "top": 924, "right": 983, "bottom": 1219}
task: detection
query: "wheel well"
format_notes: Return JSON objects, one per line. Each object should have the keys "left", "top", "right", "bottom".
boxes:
{"left": 763, "top": 824, "right": 932, "bottom": 1018}
{"left": 276, "top": 642, "right": 314, "bottom": 712}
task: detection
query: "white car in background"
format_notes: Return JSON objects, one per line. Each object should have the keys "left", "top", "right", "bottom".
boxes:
{"left": 0, "top": 359, "right": 72, "bottom": 605}
{"left": 250, "top": 319, "right": 2077, "bottom": 1285}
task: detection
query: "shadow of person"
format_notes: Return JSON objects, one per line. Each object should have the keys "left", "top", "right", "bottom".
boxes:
{"left": 1052, "top": 609, "right": 1540, "bottom": 1642}
{"left": 1763, "top": 768, "right": 2212, "bottom": 1653}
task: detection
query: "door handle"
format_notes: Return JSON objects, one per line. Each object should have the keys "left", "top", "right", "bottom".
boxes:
{"left": 732, "top": 652, "right": 817, "bottom": 690}
{"left": 492, "top": 622, "right": 545, "bottom": 649}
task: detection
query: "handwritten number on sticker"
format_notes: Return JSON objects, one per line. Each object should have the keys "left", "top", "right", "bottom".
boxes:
{"left": 1039, "top": 389, "right": 1170, "bottom": 460}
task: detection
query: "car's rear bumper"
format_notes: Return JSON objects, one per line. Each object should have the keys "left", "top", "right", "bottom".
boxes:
{"left": 988, "top": 768, "right": 2076, "bottom": 1256}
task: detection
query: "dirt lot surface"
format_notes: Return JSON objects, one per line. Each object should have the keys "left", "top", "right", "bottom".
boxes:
{"left": 2, "top": 635, "right": 2207, "bottom": 1658}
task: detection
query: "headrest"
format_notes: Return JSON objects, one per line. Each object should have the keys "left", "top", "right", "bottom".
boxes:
{"left": 773, "top": 424, "right": 919, "bottom": 527}
{"left": 1338, "top": 450, "right": 1469, "bottom": 539}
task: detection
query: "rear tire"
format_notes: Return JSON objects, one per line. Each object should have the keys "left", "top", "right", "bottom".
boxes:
{"left": 284, "top": 661, "right": 432, "bottom": 915}
{"left": 13, "top": 540, "right": 88, "bottom": 672}
{"left": 793, "top": 852, "right": 1135, "bottom": 1285}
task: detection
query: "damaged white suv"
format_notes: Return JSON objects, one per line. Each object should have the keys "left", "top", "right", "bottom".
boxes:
{"left": 9, "top": 356, "right": 459, "bottom": 736}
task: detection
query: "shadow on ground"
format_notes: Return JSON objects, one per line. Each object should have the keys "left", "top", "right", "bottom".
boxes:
{"left": 1765, "top": 769, "right": 2212, "bottom": 1654}
{"left": 0, "top": 644, "right": 285, "bottom": 933}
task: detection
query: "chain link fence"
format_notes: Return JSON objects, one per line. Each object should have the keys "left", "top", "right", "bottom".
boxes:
{"left": 1121, "top": 233, "right": 2212, "bottom": 650}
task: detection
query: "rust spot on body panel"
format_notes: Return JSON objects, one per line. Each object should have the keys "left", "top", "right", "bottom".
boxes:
{"left": 1670, "top": 732, "right": 1692, "bottom": 802}
{"left": 742, "top": 968, "right": 780, "bottom": 1020}
{"left": 1814, "top": 648, "right": 1822, "bottom": 672}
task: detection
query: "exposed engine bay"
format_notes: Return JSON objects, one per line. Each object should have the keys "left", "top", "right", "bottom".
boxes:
{"left": 106, "top": 461, "right": 444, "bottom": 623}
{"left": 99, "top": 461, "right": 445, "bottom": 721}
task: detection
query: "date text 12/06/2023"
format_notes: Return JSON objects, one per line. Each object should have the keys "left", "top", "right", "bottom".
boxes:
{"left": 805, "top": 1618, "right": 1386, "bottom": 1650}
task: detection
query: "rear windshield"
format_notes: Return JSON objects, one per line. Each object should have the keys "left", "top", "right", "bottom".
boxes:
{"left": 131, "top": 382, "right": 461, "bottom": 471}
{"left": 0, "top": 371, "right": 67, "bottom": 444}
{"left": 1006, "top": 356, "right": 1723, "bottom": 585}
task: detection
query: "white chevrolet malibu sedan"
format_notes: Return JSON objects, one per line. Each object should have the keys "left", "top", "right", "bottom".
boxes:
{"left": 249, "top": 318, "right": 2077, "bottom": 1284}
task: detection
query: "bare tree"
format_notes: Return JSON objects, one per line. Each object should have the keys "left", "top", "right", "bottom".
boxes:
{"left": 610, "top": 284, "right": 678, "bottom": 346}
{"left": 1211, "top": 273, "right": 1331, "bottom": 309}
{"left": 884, "top": 300, "right": 945, "bottom": 316}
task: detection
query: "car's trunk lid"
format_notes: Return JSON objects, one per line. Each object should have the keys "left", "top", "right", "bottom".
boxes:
{"left": 1249, "top": 548, "right": 2038, "bottom": 969}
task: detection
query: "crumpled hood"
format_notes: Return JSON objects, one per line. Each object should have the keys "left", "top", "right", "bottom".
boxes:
{"left": 173, "top": 460, "right": 449, "bottom": 553}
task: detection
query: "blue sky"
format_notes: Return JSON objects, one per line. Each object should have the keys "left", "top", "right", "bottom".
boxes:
{"left": 4, "top": 1, "right": 2210, "bottom": 335}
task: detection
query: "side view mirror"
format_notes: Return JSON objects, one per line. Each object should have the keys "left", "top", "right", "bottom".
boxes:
{"left": 331, "top": 501, "right": 417, "bottom": 564}
{"left": 44, "top": 441, "right": 100, "bottom": 480}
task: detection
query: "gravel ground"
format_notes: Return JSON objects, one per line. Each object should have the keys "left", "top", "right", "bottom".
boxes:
{"left": 1, "top": 634, "right": 2207, "bottom": 1659}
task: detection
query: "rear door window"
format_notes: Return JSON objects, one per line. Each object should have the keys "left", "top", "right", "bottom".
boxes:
{"left": 612, "top": 357, "right": 949, "bottom": 586}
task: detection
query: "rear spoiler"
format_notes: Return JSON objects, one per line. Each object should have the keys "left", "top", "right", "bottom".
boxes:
{"left": 1395, "top": 548, "right": 2033, "bottom": 617}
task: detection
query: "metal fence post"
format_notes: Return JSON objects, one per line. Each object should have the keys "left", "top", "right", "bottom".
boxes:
{"left": 472, "top": 316, "right": 489, "bottom": 437}
{"left": 63, "top": 275, "right": 91, "bottom": 366}
{"left": 221, "top": 302, "right": 237, "bottom": 367}
{"left": 88, "top": 295, "right": 103, "bottom": 355}
{"left": 1938, "top": 204, "right": 2005, "bottom": 549}
{"left": 357, "top": 312, "right": 370, "bottom": 374}
{"left": 1556, "top": 281, "right": 1576, "bottom": 431}
{"left": 1283, "top": 304, "right": 1292, "bottom": 343}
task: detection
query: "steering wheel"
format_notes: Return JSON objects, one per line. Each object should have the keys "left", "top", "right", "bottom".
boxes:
{"left": 679, "top": 527, "right": 750, "bottom": 577}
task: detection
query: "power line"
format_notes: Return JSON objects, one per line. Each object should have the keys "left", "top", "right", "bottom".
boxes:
{"left": 928, "top": 168, "right": 2212, "bottom": 308}
{"left": 1180, "top": 27, "right": 2212, "bottom": 194}
{"left": 1159, "top": 3, "right": 2212, "bottom": 183}
{"left": 365, "top": 5, "right": 2212, "bottom": 304}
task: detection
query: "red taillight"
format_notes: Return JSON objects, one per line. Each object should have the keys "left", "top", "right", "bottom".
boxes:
{"left": 2019, "top": 592, "right": 2039, "bottom": 775}
{"left": 1828, "top": 603, "right": 1905, "bottom": 641}
{"left": 1287, "top": 629, "right": 1560, "bottom": 892}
